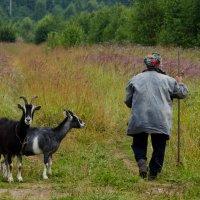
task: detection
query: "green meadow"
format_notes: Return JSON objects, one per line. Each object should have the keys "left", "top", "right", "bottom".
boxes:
{"left": 0, "top": 43, "right": 200, "bottom": 200}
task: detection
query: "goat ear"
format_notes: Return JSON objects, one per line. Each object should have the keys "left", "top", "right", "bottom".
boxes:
{"left": 34, "top": 105, "right": 41, "bottom": 111}
{"left": 18, "top": 104, "right": 24, "bottom": 110}
{"left": 63, "top": 110, "right": 68, "bottom": 117}
{"left": 63, "top": 110, "right": 72, "bottom": 119}
{"left": 68, "top": 110, "right": 74, "bottom": 116}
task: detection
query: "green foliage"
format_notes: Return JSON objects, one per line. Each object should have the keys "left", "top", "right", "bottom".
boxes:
{"left": 47, "top": 22, "right": 85, "bottom": 48}
{"left": 34, "top": 15, "right": 61, "bottom": 44}
{"left": 27, "top": 0, "right": 36, "bottom": 11}
{"left": 61, "top": 23, "right": 85, "bottom": 47}
{"left": 64, "top": 2, "right": 77, "bottom": 18}
{"left": 101, "top": 6, "right": 122, "bottom": 42}
{"left": 13, "top": 5, "right": 32, "bottom": 20}
{"left": 86, "top": 0, "right": 99, "bottom": 12}
{"left": 131, "top": 0, "right": 164, "bottom": 45}
{"left": 88, "top": 7, "right": 110, "bottom": 43}
{"left": 33, "top": 0, "right": 47, "bottom": 21}
{"left": 19, "top": 17, "right": 35, "bottom": 42}
{"left": 75, "top": 12, "right": 91, "bottom": 36}
{"left": 0, "top": 6, "right": 8, "bottom": 21}
{"left": 102, "top": 5, "right": 132, "bottom": 42}
{"left": 56, "top": 4, "right": 133, "bottom": 45}
{"left": 0, "top": 24, "right": 16, "bottom": 42}
{"left": 0, "top": 0, "right": 126, "bottom": 22}
{"left": 51, "top": 5, "right": 65, "bottom": 19}
{"left": 157, "top": 0, "right": 185, "bottom": 46}
{"left": 2, "top": 0, "right": 200, "bottom": 48}
{"left": 47, "top": 32, "right": 62, "bottom": 48}
{"left": 157, "top": 0, "right": 200, "bottom": 47}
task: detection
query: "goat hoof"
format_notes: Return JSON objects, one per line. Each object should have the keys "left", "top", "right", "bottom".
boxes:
{"left": 8, "top": 177, "right": 14, "bottom": 183}
{"left": 17, "top": 177, "right": 23, "bottom": 182}
{"left": 43, "top": 175, "right": 48, "bottom": 180}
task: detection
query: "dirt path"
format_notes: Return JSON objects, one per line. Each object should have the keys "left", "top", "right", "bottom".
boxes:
{"left": 0, "top": 156, "right": 66, "bottom": 200}
{"left": 115, "top": 150, "right": 137, "bottom": 175}
{"left": 0, "top": 182, "right": 69, "bottom": 200}
{"left": 0, "top": 186, "right": 52, "bottom": 200}
{"left": 115, "top": 149, "right": 183, "bottom": 197}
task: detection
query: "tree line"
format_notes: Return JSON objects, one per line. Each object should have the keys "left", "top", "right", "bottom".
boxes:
{"left": 0, "top": 0, "right": 200, "bottom": 48}
{"left": 0, "top": 0, "right": 130, "bottom": 20}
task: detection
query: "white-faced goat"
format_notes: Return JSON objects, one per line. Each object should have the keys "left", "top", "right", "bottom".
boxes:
{"left": 22, "top": 110, "right": 85, "bottom": 179}
{"left": 0, "top": 96, "right": 41, "bottom": 182}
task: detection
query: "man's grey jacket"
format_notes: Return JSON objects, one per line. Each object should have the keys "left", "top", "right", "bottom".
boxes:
{"left": 124, "top": 71, "right": 188, "bottom": 137}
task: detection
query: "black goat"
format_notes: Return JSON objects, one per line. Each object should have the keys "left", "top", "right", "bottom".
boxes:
{"left": 0, "top": 96, "right": 41, "bottom": 182}
{"left": 22, "top": 110, "right": 85, "bottom": 179}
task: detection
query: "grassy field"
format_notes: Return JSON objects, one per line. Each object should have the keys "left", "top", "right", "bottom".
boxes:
{"left": 0, "top": 42, "right": 200, "bottom": 200}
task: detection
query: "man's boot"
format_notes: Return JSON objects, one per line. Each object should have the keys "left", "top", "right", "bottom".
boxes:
{"left": 148, "top": 171, "right": 157, "bottom": 180}
{"left": 137, "top": 159, "right": 147, "bottom": 178}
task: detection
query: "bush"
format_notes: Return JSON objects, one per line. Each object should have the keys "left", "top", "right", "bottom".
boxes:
{"left": 88, "top": 8, "right": 110, "bottom": 43}
{"left": 19, "top": 17, "right": 35, "bottom": 42}
{"left": 131, "top": 0, "right": 164, "bottom": 46}
{"left": 47, "top": 32, "right": 62, "bottom": 48}
{"left": 47, "top": 23, "right": 85, "bottom": 48}
{"left": 60, "top": 23, "right": 85, "bottom": 47}
{"left": 0, "top": 24, "right": 16, "bottom": 42}
{"left": 35, "top": 15, "right": 61, "bottom": 44}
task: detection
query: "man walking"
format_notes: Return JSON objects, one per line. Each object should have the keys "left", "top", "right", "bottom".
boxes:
{"left": 124, "top": 53, "right": 188, "bottom": 180}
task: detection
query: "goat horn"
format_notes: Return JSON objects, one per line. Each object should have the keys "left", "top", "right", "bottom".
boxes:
{"left": 30, "top": 96, "right": 38, "bottom": 104}
{"left": 20, "top": 96, "right": 28, "bottom": 105}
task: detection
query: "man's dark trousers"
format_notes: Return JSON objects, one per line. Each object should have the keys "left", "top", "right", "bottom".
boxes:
{"left": 131, "top": 133, "right": 168, "bottom": 174}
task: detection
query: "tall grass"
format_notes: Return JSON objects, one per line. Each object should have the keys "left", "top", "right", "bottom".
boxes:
{"left": 0, "top": 43, "right": 200, "bottom": 199}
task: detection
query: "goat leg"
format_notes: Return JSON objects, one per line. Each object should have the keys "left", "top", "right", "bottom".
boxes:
{"left": 6, "top": 155, "right": 14, "bottom": 183}
{"left": 48, "top": 155, "right": 52, "bottom": 175}
{"left": 17, "top": 155, "right": 23, "bottom": 182}
{"left": 1, "top": 155, "right": 7, "bottom": 178}
{"left": 43, "top": 154, "right": 49, "bottom": 179}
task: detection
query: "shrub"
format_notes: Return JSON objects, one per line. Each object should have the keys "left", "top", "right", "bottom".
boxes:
{"left": 47, "top": 32, "right": 62, "bottom": 48}
{"left": 60, "top": 23, "right": 85, "bottom": 47}
{"left": 19, "top": 17, "right": 35, "bottom": 42}
{"left": 0, "top": 24, "right": 16, "bottom": 42}
{"left": 88, "top": 8, "right": 110, "bottom": 43}
{"left": 34, "top": 15, "right": 60, "bottom": 44}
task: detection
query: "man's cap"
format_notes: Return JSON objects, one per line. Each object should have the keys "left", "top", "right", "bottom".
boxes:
{"left": 144, "top": 53, "right": 161, "bottom": 68}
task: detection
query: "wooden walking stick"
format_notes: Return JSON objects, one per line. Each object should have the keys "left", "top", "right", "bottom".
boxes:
{"left": 177, "top": 51, "right": 181, "bottom": 164}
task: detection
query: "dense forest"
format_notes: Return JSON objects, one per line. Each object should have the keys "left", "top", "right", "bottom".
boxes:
{"left": 0, "top": 0, "right": 200, "bottom": 48}
{"left": 0, "top": 0, "right": 130, "bottom": 20}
